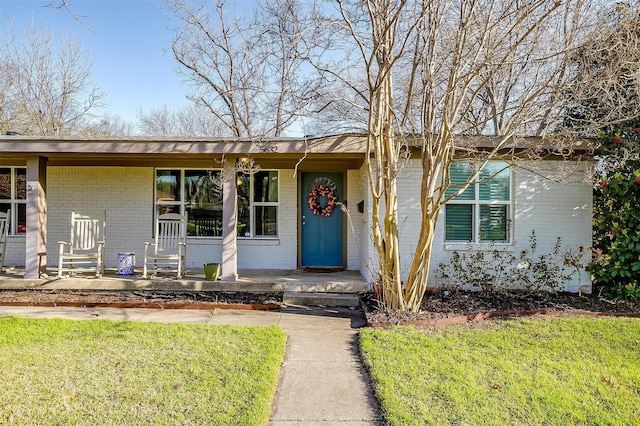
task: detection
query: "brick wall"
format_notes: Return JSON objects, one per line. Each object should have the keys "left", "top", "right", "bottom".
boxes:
{"left": 346, "top": 169, "right": 366, "bottom": 271}
{"left": 357, "top": 159, "right": 592, "bottom": 292}
{"left": 47, "top": 166, "right": 300, "bottom": 270}
{"left": 2, "top": 236, "right": 25, "bottom": 267}
{"left": 5, "top": 160, "right": 592, "bottom": 292}
{"left": 47, "top": 166, "right": 154, "bottom": 268}
{"left": 402, "top": 159, "right": 592, "bottom": 292}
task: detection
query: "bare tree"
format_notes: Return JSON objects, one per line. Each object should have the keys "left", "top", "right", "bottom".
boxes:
{"left": 1, "top": 25, "right": 104, "bottom": 136}
{"left": 43, "top": 0, "right": 92, "bottom": 30}
{"left": 0, "top": 59, "right": 20, "bottom": 134}
{"left": 167, "top": 0, "right": 324, "bottom": 137}
{"left": 137, "top": 104, "right": 226, "bottom": 136}
{"left": 83, "top": 113, "right": 135, "bottom": 137}
{"left": 562, "top": 1, "right": 640, "bottom": 135}
{"left": 137, "top": 105, "right": 179, "bottom": 137}
{"left": 308, "top": 0, "right": 640, "bottom": 311}
{"left": 173, "top": 104, "right": 228, "bottom": 136}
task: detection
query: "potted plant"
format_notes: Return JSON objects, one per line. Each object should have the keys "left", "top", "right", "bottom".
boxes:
{"left": 203, "top": 262, "right": 220, "bottom": 281}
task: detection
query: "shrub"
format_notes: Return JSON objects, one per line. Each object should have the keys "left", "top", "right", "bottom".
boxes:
{"left": 436, "top": 231, "right": 575, "bottom": 292}
{"left": 588, "top": 129, "right": 640, "bottom": 299}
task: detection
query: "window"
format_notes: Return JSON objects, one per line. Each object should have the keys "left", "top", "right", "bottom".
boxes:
{"left": 444, "top": 161, "right": 511, "bottom": 242}
{"left": 156, "top": 169, "right": 223, "bottom": 237}
{"left": 0, "top": 167, "right": 26, "bottom": 235}
{"left": 154, "top": 169, "right": 278, "bottom": 238}
{"left": 236, "top": 170, "right": 278, "bottom": 237}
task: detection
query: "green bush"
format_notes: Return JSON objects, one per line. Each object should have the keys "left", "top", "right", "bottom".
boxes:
{"left": 588, "top": 128, "right": 640, "bottom": 299}
{"left": 436, "top": 231, "right": 574, "bottom": 292}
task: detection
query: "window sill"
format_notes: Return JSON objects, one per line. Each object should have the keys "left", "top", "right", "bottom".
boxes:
{"left": 444, "top": 242, "right": 513, "bottom": 251}
{"left": 238, "top": 238, "right": 279, "bottom": 246}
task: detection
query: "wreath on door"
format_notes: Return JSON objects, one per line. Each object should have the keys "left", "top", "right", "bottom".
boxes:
{"left": 307, "top": 178, "right": 338, "bottom": 217}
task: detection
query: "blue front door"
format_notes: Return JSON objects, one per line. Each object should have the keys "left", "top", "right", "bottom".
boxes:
{"left": 301, "top": 172, "right": 344, "bottom": 267}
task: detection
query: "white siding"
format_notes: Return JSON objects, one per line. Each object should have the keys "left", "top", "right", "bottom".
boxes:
{"left": 361, "top": 159, "right": 592, "bottom": 292}
{"left": 426, "top": 160, "right": 592, "bottom": 292}
{"left": 4, "top": 160, "right": 593, "bottom": 293}
{"left": 346, "top": 168, "right": 366, "bottom": 271}
{"left": 46, "top": 166, "right": 300, "bottom": 270}
{"left": 47, "top": 167, "right": 154, "bottom": 269}
{"left": 3, "top": 236, "right": 25, "bottom": 267}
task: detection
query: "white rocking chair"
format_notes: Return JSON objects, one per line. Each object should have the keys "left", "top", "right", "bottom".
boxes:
{"left": 58, "top": 211, "right": 106, "bottom": 278}
{"left": 0, "top": 209, "right": 10, "bottom": 273}
{"left": 143, "top": 213, "right": 187, "bottom": 279}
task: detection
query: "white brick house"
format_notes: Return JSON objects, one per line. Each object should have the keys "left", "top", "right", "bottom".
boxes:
{"left": 0, "top": 134, "right": 593, "bottom": 292}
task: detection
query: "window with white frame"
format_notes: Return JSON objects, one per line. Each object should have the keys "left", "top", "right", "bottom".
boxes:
{"left": 156, "top": 169, "right": 223, "bottom": 237}
{"left": 444, "top": 161, "right": 511, "bottom": 242}
{"left": 0, "top": 167, "right": 26, "bottom": 235}
{"left": 236, "top": 170, "right": 278, "bottom": 238}
{"left": 154, "top": 169, "right": 278, "bottom": 238}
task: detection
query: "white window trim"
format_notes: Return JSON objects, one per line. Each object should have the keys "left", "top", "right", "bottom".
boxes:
{"left": 154, "top": 168, "right": 279, "bottom": 239}
{"left": 444, "top": 163, "right": 514, "bottom": 244}
{"left": 238, "top": 170, "right": 279, "bottom": 239}
{"left": 155, "top": 168, "right": 223, "bottom": 238}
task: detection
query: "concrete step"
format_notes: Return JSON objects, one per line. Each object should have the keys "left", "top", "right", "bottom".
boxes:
{"left": 283, "top": 291, "right": 361, "bottom": 307}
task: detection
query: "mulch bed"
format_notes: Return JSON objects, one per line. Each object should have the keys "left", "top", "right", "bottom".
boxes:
{"left": 2, "top": 288, "right": 639, "bottom": 326}
{"left": 363, "top": 289, "right": 640, "bottom": 327}
{"left": 0, "top": 289, "right": 284, "bottom": 311}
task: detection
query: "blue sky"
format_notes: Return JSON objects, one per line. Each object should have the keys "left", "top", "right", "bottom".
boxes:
{"left": 0, "top": 0, "right": 191, "bottom": 123}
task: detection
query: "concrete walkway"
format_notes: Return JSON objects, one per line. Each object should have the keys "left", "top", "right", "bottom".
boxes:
{"left": 0, "top": 305, "right": 384, "bottom": 425}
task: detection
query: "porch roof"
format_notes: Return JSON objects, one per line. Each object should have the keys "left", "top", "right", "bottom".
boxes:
{"left": 0, "top": 132, "right": 597, "bottom": 167}
{"left": 0, "top": 134, "right": 368, "bottom": 169}
{"left": 0, "top": 133, "right": 368, "bottom": 154}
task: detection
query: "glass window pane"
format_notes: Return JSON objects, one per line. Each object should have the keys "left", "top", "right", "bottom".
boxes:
{"left": 237, "top": 173, "right": 251, "bottom": 237}
{"left": 156, "top": 204, "right": 181, "bottom": 215}
{"left": 479, "top": 162, "right": 510, "bottom": 201}
{"left": 253, "top": 171, "right": 278, "bottom": 202}
{"left": 184, "top": 170, "right": 223, "bottom": 236}
{"left": 480, "top": 205, "right": 507, "bottom": 241}
{"left": 0, "top": 203, "right": 10, "bottom": 234}
{"left": 445, "top": 162, "right": 475, "bottom": 200}
{"left": 0, "top": 168, "right": 10, "bottom": 199}
{"left": 445, "top": 204, "right": 473, "bottom": 241}
{"left": 156, "top": 170, "right": 181, "bottom": 202}
{"left": 254, "top": 206, "right": 277, "bottom": 236}
{"left": 17, "top": 203, "right": 26, "bottom": 234}
{"left": 16, "top": 168, "right": 26, "bottom": 200}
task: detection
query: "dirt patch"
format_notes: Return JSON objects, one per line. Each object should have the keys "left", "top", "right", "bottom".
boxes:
{"left": 0, "top": 289, "right": 283, "bottom": 309}
{"left": 362, "top": 289, "right": 640, "bottom": 326}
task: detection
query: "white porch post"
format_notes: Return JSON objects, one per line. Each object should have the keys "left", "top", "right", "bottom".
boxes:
{"left": 220, "top": 159, "right": 238, "bottom": 281}
{"left": 25, "top": 156, "right": 47, "bottom": 279}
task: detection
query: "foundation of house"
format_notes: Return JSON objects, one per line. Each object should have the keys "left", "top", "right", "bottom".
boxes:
{"left": 0, "top": 267, "right": 368, "bottom": 294}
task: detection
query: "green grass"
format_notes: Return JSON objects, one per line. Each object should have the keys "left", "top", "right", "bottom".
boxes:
{"left": 360, "top": 316, "right": 640, "bottom": 425}
{"left": 0, "top": 317, "right": 286, "bottom": 425}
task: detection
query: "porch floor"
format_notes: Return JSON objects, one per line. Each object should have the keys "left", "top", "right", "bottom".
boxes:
{"left": 0, "top": 267, "right": 368, "bottom": 293}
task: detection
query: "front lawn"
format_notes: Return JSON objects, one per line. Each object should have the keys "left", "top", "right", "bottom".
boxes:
{"left": 360, "top": 316, "right": 640, "bottom": 425}
{"left": 0, "top": 317, "right": 286, "bottom": 425}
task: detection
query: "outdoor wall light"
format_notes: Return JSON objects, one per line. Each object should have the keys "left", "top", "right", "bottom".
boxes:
{"left": 235, "top": 156, "right": 256, "bottom": 170}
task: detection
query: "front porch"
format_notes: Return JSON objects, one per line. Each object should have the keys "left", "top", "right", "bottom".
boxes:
{"left": 0, "top": 267, "right": 368, "bottom": 293}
